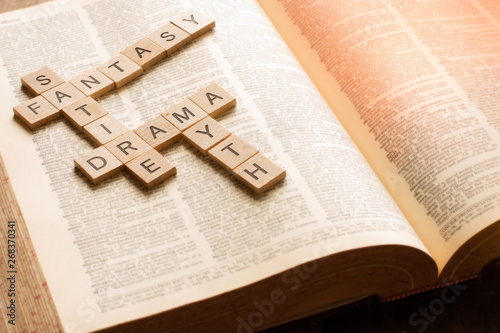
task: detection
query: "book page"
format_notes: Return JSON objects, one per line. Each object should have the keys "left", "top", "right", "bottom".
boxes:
{"left": 0, "top": 0, "right": 431, "bottom": 331}
{"left": 258, "top": 0, "right": 500, "bottom": 275}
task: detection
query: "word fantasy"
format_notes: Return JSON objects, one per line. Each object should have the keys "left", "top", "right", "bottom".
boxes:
{"left": 12, "top": 9, "right": 286, "bottom": 194}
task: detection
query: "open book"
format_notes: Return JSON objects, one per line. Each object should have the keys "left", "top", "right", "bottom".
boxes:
{"left": 1, "top": 0, "right": 499, "bottom": 332}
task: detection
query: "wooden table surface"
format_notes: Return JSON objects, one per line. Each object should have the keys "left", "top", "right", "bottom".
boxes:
{"left": 0, "top": 0, "right": 49, "bottom": 13}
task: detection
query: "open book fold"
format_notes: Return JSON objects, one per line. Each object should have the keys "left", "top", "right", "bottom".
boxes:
{"left": 0, "top": 0, "right": 499, "bottom": 332}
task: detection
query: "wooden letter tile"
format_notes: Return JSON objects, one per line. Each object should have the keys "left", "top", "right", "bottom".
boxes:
{"left": 161, "top": 99, "right": 207, "bottom": 131}
{"left": 134, "top": 115, "right": 181, "bottom": 151}
{"left": 121, "top": 38, "right": 167, "bottom": 70}
{"left": 188, "top": 83, "right": 236, "bottom": 118}
{"left": 170, "top": 9, "right": 215, "bottom": 39}
{"left": 83, "top": 114, "right": 129, "bottom": 146}
{"left": 21, "top": 66, "right": 65, "bottom": 95}
{"left": 208, "top": 134, "right": 259, "bottom": 172}
{"left": 97, "top": 54, "right": 143, "bottom": 89}
{"left": 69, "top": 68, "right": 115, "bottom": 99}
{"left": 104, "top": 131, "right": 152, "bottom": 163}
{"left": 147, "top": 22, "right": 191, "bottom": 56}
{"left": 41, "top": 82, "right": 86, "bottom": 110}
{"left": 62, "top": 96, "right": 108, "bottom": 132}
{"left": 74, "top": 146, "right": 123, "bottom": 184}
{"left": 13, "top": 96, "right": 60, "bottom": 130}
{"left": 182, "top": 116, "right": 231, "bottom": 155}
{"left": 125, "top": 149, "right": 176, "bottom": 189}
{"left": 232, "top": 153, "right": 286, "bottom": 194}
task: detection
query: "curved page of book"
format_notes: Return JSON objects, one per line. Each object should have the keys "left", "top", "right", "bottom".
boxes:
{"left": 258, "top": 0, "right": 500, "bottom": 280}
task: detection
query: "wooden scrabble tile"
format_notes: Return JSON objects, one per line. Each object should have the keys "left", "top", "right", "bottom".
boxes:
{"left": 208, "top": 134, "right": 259, "bottom": 172}
{"left": 134, "top": 115, "right": 181, "bottom": 151}
{"left": 74, "top": 146, "right": 123, "bottom": 184}
{"left": 182, "top": 117, "right": 231, "bottom": 155}
{"left": 62, "top": 96, "right": 108, "bottom": 132}
{"left": 121, "top": 38, "right": 167, "bottom": 70}
{"left": 41, "top": 81, "right": 86, "bottom": 110}
{"left": 161, "top": 99, "right": 207, "bottom": 131}
{"left": 21, "top": 66, "right": 65, "bottom": 95}
{"left": 147, "top": 22, "right": 191, "bottom": 56}
{"left": 83, "top": 114, "right": 129, "bottom": 146}
{"left": 104, "top": 131, "right": 152, "bottom": 164}
{"left": 13, "top": 95, "right": 60, "bottom": 130}
{"left": 125, "top": 149, "right": 176, "bottom": 189}
{"left": 170, "top": 9, "right": 215, "bottom": 39}
{"left": 97, "top": 54, "right": 143, "bottom": 89}
{"left": 188, "top": 83, "right": 236, "bottom": 118}
{"left": 232, "top": 153, "right": 286, "bottom": 194}
{"left": 69, "top": 68, "right": 115, "bottom": 99}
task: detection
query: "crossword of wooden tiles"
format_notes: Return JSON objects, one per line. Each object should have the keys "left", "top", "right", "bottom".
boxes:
{"left": 12, "top": 9, "right": 286, "bottom": 194}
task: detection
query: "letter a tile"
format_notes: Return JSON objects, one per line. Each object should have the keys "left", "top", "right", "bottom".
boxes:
{"left": 232, "top": 153, "right": 286, "bottom": 194}
{"left": 41, "top": 82, "right": 86, "bottom": 110}
{"left": 134, "top": 115, "right": 181, "bottom": 151}
{"left": 188, "top": 83, "right": 236, "bottom": 118}
{"left": 121, "top": 38, "right": 167, "bottom": 70}
{"left": 74, "top": 146, "right": 123, "bottom": 184}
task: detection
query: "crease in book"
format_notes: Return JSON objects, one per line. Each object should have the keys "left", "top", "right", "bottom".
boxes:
{"left": 13, "top": 9, "right": 286, "bottom": 194}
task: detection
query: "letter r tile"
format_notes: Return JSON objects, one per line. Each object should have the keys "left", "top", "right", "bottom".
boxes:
{"left": 125, "top": 149, "right": 177, "bottom": 189}
{"left": 232, "top": 153, "right": 286, "bottom": 194}
{"left": 104, "top": 131, "right": 152, "bottom": 163}
{"left": 21, "top": 66, "right": 65, "bottom": 95}
{"left": 74, "top": 146, "right": 123, "bottom": 184}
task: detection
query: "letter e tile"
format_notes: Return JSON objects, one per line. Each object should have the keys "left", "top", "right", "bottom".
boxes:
{"left": 126, "top": 149, "right": 176, "bottom": 189}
